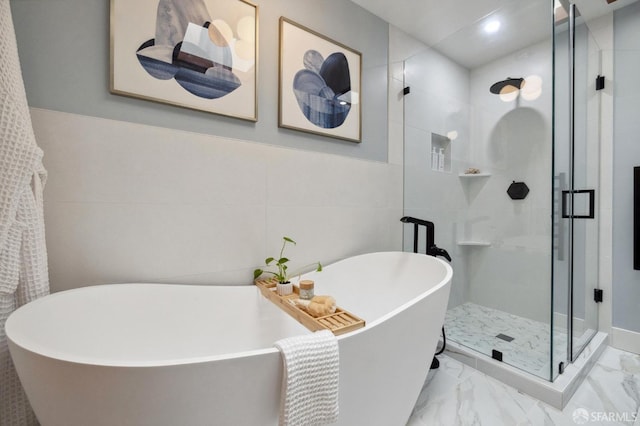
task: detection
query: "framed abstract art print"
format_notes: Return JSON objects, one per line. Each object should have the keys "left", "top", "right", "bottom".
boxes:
{"left": 110, "top": 0, "right": 258, "bottom": 121}
{"left": 279, "top": 17, "right": 362, "bottom": 142}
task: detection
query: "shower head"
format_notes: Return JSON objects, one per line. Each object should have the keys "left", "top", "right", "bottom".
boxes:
{"left": 489, "top": 77, "right": 524, "bottom": 95}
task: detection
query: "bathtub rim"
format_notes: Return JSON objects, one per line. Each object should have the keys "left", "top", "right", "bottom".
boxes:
{"left": 6, "top": 251, "right": 452, "bottom": 368}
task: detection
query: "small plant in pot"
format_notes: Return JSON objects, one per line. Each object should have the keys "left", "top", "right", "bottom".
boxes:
{"left": 253, "top": 236, "right": 322, "bottom": 296}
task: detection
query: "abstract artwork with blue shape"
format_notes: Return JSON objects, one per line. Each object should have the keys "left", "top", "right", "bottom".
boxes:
{"left": 110, "top": 0, "right": 257, "bottom": 121}
{"left": 136, "top": 0, "right": 241, "bottom": 99}
{"left": 293, "top": 51, "right": 351, "bottom": 128}
{"left": 279, "top": 18, "right": 361, "bottom": 142}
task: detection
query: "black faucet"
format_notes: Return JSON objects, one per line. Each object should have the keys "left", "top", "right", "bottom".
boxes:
{"left": 400, "top": 216, "right": 451, "bottom": 262}
{"left": 400, "top": 216, "right": 451, "bottom": 370}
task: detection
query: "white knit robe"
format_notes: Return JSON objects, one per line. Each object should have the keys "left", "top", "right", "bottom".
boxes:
{"left": 0, "top": 0, "right": 50, "bottom": 424}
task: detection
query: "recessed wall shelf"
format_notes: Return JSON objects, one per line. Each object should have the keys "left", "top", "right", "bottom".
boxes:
{"left": 458, "top": 173, "right": 491, "bottom": 178}
{"left": 431, "top": 133, "right": 451, "bottom": 173}
{"left": 457, "top": 241, "right": 492, "bottom": 246}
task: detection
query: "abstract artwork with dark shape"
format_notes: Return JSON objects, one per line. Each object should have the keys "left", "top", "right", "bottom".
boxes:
{"left": 278, "top": 17, "right": 360, "bottom": 141}
{"left": 135, "top": 0, "right": 241, "bottom": 99}
{"left": 174, "top": 66, "right": 241, "bottom": 99}
{"left": 320, "top": 53, "right": 351, "bottom": 97}
{"left": 293, "top": 50, "right": 351, "bottom": 129}
{"left": 136, "top": 40, "right": 180, "bottom": 80}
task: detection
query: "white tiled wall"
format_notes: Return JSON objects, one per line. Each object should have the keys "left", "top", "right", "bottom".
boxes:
{"left": 587, "top": 13, "right": 614, "bottom": 338}
{"left": 402, "top": 47, "right": 471, "bottom": 310}
{"left": 388, "top": 25, "right": 429, "bottom": 168}
{"left": 465, "top": 39, "right": 553, "bottom": 323}
{"left": 33, "top": 109, "right": 402, "bottom": 292}
{"left": 401, "top": 34, "right": 554, "bottom": 323}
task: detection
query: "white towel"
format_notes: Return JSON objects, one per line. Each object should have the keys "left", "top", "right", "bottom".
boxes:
{"left": 274, "top": 330, "right": 339, "bottom": 426}
{"left": 0, "top": 0, "right": 50, "bottom": 424}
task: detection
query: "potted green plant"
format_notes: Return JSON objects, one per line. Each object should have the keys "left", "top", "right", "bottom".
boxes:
{"left": 253, "top": 236, "right": 322, "bottom": 296}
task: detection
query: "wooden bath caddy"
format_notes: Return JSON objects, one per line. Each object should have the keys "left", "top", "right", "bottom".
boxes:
{"left": 254, "top": 278, "right": 365, "bottom": 336}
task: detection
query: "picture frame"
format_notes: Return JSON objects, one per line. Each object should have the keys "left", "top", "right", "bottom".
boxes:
{"left": 110, "top": 0, "right": 258, "bottom": 122}
{"left": 278, "top": 17, "right": 362, "bottom": 143}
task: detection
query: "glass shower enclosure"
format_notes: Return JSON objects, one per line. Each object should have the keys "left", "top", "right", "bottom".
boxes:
{"left": 402, "top": 0, "right": 601, "bottom": 381}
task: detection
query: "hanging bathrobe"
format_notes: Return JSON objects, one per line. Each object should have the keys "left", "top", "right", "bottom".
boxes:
{"left": 0, "top": 0, "right": 50, "bottom": 425}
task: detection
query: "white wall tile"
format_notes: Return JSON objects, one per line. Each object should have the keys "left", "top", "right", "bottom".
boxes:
{"left": 586, "top": 13, "right": 613, "bottom": 51}
{"left": 44, "top": 202, "right": 267, "bottom": 291}
{"left": 388, "top": 78, "right": 405, "bottom": 127}
{"left": 388, "top": 121, "right": 404, "bottom": 166}
{"left": 388, "top": 25, "right": 427, "bottom": 65}
{"left": 266, "top": 151, "right": 389, "bottom": 209}
{"left": 402, "top": 36, "right": 554, "bottom": 324}
{"left": 33, "top": 109, "right": 402, "bottom": 292}
{"left": 612, "top": 327, "right": 640, "bottom": 355}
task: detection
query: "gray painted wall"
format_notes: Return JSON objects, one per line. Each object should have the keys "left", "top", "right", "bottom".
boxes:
{"left": 9, "top": 0, "right": 388, "bottom": 162}
{"left": 613, "top": 1, "right": 640, "bottom": 332}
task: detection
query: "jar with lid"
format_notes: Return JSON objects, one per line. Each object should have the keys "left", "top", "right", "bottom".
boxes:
{"left": 299, "top": 280, "right": 315, "bottom": 300}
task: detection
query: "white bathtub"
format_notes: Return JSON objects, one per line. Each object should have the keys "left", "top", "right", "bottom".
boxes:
{"left": 6, "top": 251, "right": 451, "bottom": 426}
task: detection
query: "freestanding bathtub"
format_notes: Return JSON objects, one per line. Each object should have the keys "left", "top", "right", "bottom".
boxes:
{"left": 6, "top": 251, "right": 451, "bottom": 426}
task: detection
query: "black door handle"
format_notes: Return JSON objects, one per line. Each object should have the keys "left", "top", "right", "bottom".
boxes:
{"left": 561, "top": 189, "right": 595, "bottom": 219}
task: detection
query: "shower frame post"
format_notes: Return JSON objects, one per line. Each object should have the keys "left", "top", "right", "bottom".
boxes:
{"left": 566, "top": 2, "right": 576, "bottom": 364}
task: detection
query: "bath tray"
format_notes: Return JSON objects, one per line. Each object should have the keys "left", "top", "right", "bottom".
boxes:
{"left": 254, "top": 278, "right": 365, "bottom": 336}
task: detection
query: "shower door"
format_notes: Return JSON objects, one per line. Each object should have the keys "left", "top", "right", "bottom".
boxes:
{"left": 403, "top": 0, "right": 555, "bottom": 381}
{"left": 553, "top": 2, "right": 600, "bottom": 371}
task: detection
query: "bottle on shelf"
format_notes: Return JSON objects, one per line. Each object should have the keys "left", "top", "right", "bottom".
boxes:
{"left": 431, "top": 147, "right": 438, "bottom": 170}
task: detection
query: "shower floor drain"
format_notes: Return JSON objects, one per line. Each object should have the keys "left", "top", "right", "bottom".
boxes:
{"left": 496, "top": 333, "right": 514, "bottom": 342}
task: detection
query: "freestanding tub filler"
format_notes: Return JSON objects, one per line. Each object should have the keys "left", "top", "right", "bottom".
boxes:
{"left": 6, "top": 251, "right": 452, "bottom": 426}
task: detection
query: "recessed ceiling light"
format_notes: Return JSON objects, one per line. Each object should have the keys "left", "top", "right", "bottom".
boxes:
{"left": 484, "top": 20, "right": 501, "bottom": 34}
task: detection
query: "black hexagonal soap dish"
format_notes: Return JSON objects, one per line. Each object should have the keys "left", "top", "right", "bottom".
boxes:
{"left": 507, "top": 181, "right": 529, "bottom": 200}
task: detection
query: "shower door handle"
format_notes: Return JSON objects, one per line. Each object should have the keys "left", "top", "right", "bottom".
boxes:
{"left": 561, "top": 189, "right": 595, "bottom": 219}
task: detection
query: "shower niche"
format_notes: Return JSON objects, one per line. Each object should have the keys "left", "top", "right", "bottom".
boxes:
{"left": 430, "top": 133, "right": 451, "bottom": 173}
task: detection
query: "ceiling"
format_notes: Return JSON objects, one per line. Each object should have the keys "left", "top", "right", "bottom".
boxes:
{"left": 350, "top": 0, "right": 638, "bottom": 69}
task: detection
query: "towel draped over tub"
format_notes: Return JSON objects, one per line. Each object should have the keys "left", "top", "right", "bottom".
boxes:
{"left": 274, "top": 329, "right": 339, "bottom": 426}
{"left": 0, "top": 0, "right": 50, "bottom": 424}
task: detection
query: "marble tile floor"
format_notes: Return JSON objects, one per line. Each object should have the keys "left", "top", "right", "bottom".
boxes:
{"left": 446, "top": 302, "right": 591, "bottom": 379}
{"left": 407, "top": 347, "right": 640, "bottom": 426}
